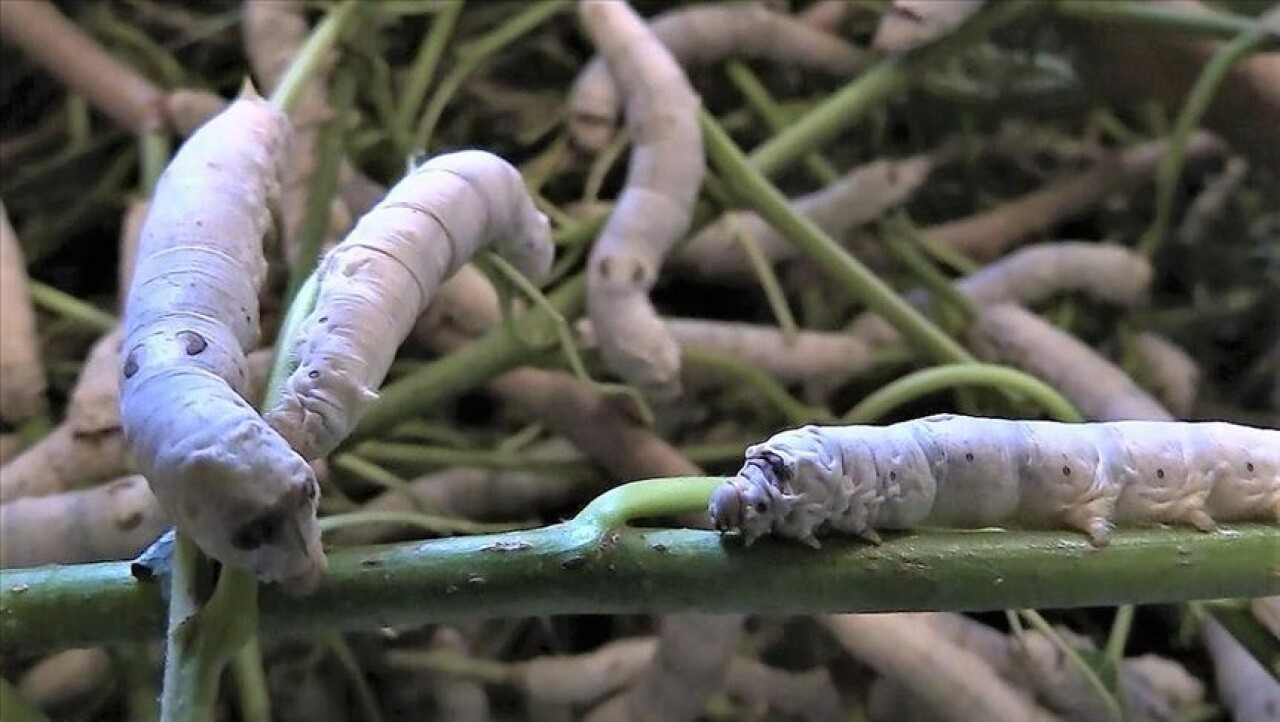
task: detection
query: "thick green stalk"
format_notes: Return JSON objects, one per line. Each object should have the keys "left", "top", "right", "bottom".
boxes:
{"left": 843, "top": 363, "right": 1083, "bottom": 423}
{"left": 4, "top": 517, "right": 1275, "bottom": 655}
{"left": 725, "top": 61, "right": 840, "bottom": 185}
{"left": 701, "top": 111, "right": 975, "bottom": 367}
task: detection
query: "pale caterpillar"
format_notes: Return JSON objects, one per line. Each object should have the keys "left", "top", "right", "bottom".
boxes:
{"left": 580, "top": 0, "right": 704, "bottom": 400}
{"left": 710, "top": 414, "right": 1279, "bottom": 548}
{"left": 264, "top": 150, "right": 554, "bottom": 459}
{"left": 568, "top": 0, "right": 865, "bottom": 153}
{"left": 120, "top": 88, "right": 326, "bottom": 590}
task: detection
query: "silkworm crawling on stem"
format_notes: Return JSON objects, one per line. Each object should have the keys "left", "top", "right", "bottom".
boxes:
{"left": 710, "top": 414, "right": 1279, "bottom": 548}
{"left": 265, "top": 150, "right": 554, "bottom": 459}
{"left": 581, "top": 0, "right": 704, "bottom": 399}
{"left": 1202, "top": 615, "right": 1280, "bottom": 722}
{"left": 673, "top": 155, "right": 936, "bottom": 282}
{"left": 120, "top": 87, "right": 326, "bottom": 589}
{"left": 873, "top": 0, "right": 986, "bottom": 53}
{"left": 16, "top": 648, "right": 114, "bottom": 719}
{"left": 568, "top": 0, "right": 865, "bottom": 153}
{"left": 0, "top": 203, "right": 48, "bottom": 423}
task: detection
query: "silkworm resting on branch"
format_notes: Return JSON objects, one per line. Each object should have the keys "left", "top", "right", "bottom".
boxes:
{"left": 711, "top": 414, "right": 1279, "bottom": 548}
{"left": 580, "top": 0, "right": 704, "bottom": 399}
{"left": 568, "top": 0, "right": 865, "bottom": 152}
{"left": 120, "top": 88, "right": 326, "bottom": 589}
{"left": 265, "top": 150, "right": 554, "bottom": 459}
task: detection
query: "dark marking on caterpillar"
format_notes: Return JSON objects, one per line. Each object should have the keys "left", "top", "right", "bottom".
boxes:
{"left": 709, "top": 414, "right": 1280, "bottom": 548}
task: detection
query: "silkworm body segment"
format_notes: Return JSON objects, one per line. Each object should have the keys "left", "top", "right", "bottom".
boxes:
{"left": 121, "top": 92, "right": 325, "bottom": 590}
{"left": 711, "top": 415, "right": 1280, "bottom": 547}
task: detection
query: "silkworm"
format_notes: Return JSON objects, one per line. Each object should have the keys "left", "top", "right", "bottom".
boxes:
{"left": 710, "top": 414, "right": 1279, "bottom": 548}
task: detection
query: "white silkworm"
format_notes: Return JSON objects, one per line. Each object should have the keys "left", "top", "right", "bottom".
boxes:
{"left": 265, "top": 150, "right": 554, "bottom": 459}
{"left": 120, "top": 88, "right": 326, "bottom": 590}
{"left": 580, "top": 0, "right": 704, "bottom": 399}
{"left": 568, "top": 0, "right": 864, "bottom": 153}
{"left": 710, "top": 414, "right": 1279, "bottom": 548}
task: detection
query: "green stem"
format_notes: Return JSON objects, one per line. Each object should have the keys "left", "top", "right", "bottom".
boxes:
{"left": 346, "top": 274, "right": 586, "bottom": 445}
{"left": 1055, "top": 0, "right": 1280, "bottom": 45}
{"left": 27, "top": 281, "right": 116, "bottom": 331}
{"left": 682, "top": 348, "right": 835, "bottom": 425}
{"left": 1139, "top": 23, "right": 1274, "bottom": 257}
{"left": 351, "top": 442, "right": 595, "bottom": 478}
{"left": 325, "top": 634, "right": 386, "bottom": 722}
{"left": 138, "top": 129, "right": 170, "bottom": 195}
{"left": 1020, "top": 609, "right": 1122, "bottom": 722}
{"left": 1104, "top": 604, "right": 1135, "bottom": 669}
{"left": 701, "top": 111, "right": 975, "bottom": 367}
{"left": 727, "top": 212, "right": 800, "bottom": 341}
{"left": 725, "top": 61, "right": 840, "bottom": 185}
{"left": 413, "top": 0, "right": 570, "bottom": 150}
{"left": 5, "top": 521, "right": 1276, "bottom": 654}
{"left": 393, "top": 0, "right": 464, "bottom": 155}
{"left": 320, "top": 510, "right": 534, "bottom": 537}
{"left": 747, "top": 0, "right": 1037, "bottom": 178}
{"left": 285, "top": 69, "right": 356, "bottom": 302}
{"left": 230, "top": 643, "right": 272, "bottom": 722}
{"left": 269, "top": 1, "right": 362, "bottom": 115}
{"left": 0, "top": 676, "right": 49, "bottom": 722}
{"left": 843, "top": 363, "right": 1084, "bottom": 423}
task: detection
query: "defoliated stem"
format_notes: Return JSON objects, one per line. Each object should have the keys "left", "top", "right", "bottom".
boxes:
{"left": 701, "top": 111, "right": 975, "bottom": 367}
{"left": 843, "top": 363, "right": 1084, "bottom": 423}
{"left": 1139, "top": 23, "right": 1274, "bottom": 257}
{"left": 682, "top": 348, "right": 835, "bottom": 425}
{"left": 747, "top": 1, "right": 1037, "bottom": 178}
{"left": 269, "top": 1, "right": 361, "bottom": 115}
{"left": 0, "top": 675, "right": 50, "bottom": 722}
{"left": 393, "top": 0, "right": 464, "bottom": 155}
{"left": 1054, "top": 0, "right": 1280, "bottom": 45}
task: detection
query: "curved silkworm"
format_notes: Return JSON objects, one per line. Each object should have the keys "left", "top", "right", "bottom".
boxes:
{"left": 710, "top": 414, "right": 1279, "bottom": 548}
{"left": 120, "top": 88, "right": 326, "bottom": 590}
{"left": 266, "top": 150, "right": 554, "bottom": 459}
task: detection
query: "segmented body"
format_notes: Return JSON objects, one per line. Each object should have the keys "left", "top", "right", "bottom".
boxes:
{"left": 709, "top": 414, "right": 1280, "bottom": 547}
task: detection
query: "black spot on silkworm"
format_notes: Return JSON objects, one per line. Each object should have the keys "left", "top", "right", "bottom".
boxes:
{"left": 116, "top": 512, "right": 143, "bottom": 531}
{"left": 177, "top": 330, "right": 207, "bottom": 355}
{"left": 308, "top": 370, "right": 321, "bottom": 379}
{"left": 318, "top": 316, "right": 328, "bottom": 324}
{"left": 630, "top": 263, "right": 645, "bottom": 284}
{"left": 1247, "top": 462, "right": 1255, "bottom": 472}
{"left": 755, "top": 501, "right": 767, "bottom": 514}
{"left": 1156, "top": 468, "right": 1165, "bottom": 479}
{"left": 598, "top": 257, "right": 615, "bottom": 279}
{"left": 231, "top": 512, "right": 284, "bottom": 551}
{"left": 123, "top": 351, "right": 140, "bottom": 379}
{"left": 890, "top": 471, "right": 897, "bottom": 481}
{"left": 965, "top": 452, "right": 975, "bottom": 461}
{"left": 1062, "top": 466, "right": 1071, "bottom": 476}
